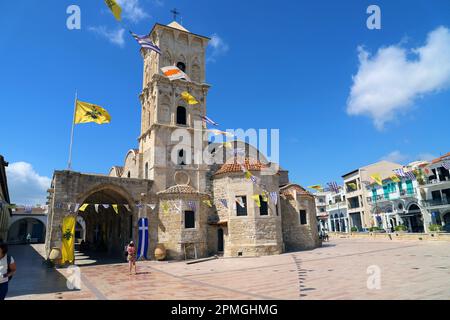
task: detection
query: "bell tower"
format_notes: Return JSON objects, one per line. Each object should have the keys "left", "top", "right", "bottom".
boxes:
{"left": 138, "top": 21, "right": 211, "bottom": 193}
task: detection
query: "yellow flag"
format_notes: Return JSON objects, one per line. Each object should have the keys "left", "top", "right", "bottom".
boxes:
{"left": 104, "top": 0, "right": 122, "bottom": 21}
{"left": 308, "top": 185, "right": 323, "bottom": 192}
{"left": 75, "top": 100, "right": 111, "bottom": 124}
{"left": 261, "top": 193, "right": 268, "bottom": 203}
{"left": 78, "top": 203, "right": 89, "bottom": 212}
{"left": 61, "top": 216, "right": 76, "bottom": 264}
{"left": 245, "top": 171, "right": 252, "bottom": 180}
{"left": 252, "top": 195, "right": 261, "bottom": 208}
{"left": 390, "top": 175, "right": 400, "bottom": 183}
{"left": 162, "top": 201, "right": 169, "bottom": 214}
{"left": 370, "top": 173, "right": 383, "bottom": 186}
{"left": 348, "top": 182, "right": 357, "bottom": 190}
{"left": 223, "top": 142, "right": 233, "bottom": 149}
{"left": 112, "top": 204, "right": 119, "bottom": 214}
{"left": 181, "top": 92, "right": 199, "bottom": 105}
{"left": 203, "top": 199, "right": 213, "bottom": 208}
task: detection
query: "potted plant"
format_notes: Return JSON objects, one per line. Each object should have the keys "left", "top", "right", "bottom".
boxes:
{"left": 428, "top": 224, "right": 443, "bottom": 234}
{"left": 350, "top": 226, "right": 358, "bottom": 234}
{"left": 394, "top": 225, "right": 407, "bottom": 233}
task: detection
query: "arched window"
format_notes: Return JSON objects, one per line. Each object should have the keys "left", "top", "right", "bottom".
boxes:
{"left": 127, "top": 171, "right": 131, "bottom": 178}
{"left": 176, "top": 106, "right": 187, "bottom": 125}
{"left": 145, "top": 162, "right": 148, "bottom": 179}
{"left": 178, "top": 149, "right": 186, "bottom": 166}
{"left": 176, "top": 62, "right": 186, "bottom": 72}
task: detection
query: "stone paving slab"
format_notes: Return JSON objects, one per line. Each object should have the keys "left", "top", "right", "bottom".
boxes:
{"left": 6, "top": 238, "right": 450, "bottom": 300}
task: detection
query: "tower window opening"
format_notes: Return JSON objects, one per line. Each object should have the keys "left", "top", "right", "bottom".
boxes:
{"left": 177, "top": 62, "right": 186, "bottom": 72}
{"left": 176, "top": 106, "right": 187, "bottom": 125}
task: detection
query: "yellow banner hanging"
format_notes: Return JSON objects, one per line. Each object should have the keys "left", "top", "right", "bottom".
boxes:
{"left": 390, "top": 175, "right": 400, "bottom": 183}
{"left": 78, "top": 203, "right": 89, "bottom": 212}
{"left": 104, "top": 0, "right": 122, "bottom": 21}
{"left": 112, "top": 204, "right": 119, "bottom": 214}
{"left": 252, "top": 195, "right": 261, "bottom": 208}
{"left": 307, "top": 185, "right": 323, "bottom": 192}
{"left": 61, "top": 215, "right": 76, "bottom": 264}
{"left": 202, "top": 199, "right": 213, "bottom": 208}
{"left": 370, "top": 173, "right": 383, "bottom": 186}
{"left": 162, "top": 201, "right": 169, "bottom": 214}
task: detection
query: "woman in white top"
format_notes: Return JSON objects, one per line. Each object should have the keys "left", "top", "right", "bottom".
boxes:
{"left": 0, "top": 243, "right": 16, "bottom": 300}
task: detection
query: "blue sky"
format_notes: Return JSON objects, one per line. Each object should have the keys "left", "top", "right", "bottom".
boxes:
{"left": 1, "top": 0, "right": 450, "bottom": 204}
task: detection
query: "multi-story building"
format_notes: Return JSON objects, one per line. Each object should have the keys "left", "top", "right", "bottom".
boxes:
{"left": 418, "top": 152, "right": 450, "bottom": 232}
{"left": 342, "top": 160, "right": 403, "bottom": 231}
{"left": 365, "top": 170, "right": 422, "bottom": 233}
{"left": 0, "top": 155, "right": 11, "bottom": 242}
{"left": 314, "top": 190, "right": 328, "bottom": 231}
{"left": 326, "top": 188, "right": 348, "bottom": 233}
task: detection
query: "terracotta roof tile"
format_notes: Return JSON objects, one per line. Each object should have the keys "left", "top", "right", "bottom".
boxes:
{"left": 280, "top": 184, "right": 313, "bottom": 198}
{"left": 214, "top": 158, "right": 269, "bottom": 176}
{"left": 431, "top": 152, "right": 450, "bottom": 164}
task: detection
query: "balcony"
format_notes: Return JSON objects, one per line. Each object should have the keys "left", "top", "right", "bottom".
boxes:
{"left": 327, "top": 202, "right": 347, "bottom": 211}
{"left": 366, "top": 190, "right": 417, "bottom": 203}
{"left": 422, "top": 198, "right": 450, "bottom": 208}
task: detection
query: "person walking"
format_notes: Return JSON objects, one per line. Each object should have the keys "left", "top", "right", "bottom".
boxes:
{"left": 126, "top": 241, "right": 137, "bottom": 275}
{"left": 0, "top": 243, "right": 17, "bottom": 300}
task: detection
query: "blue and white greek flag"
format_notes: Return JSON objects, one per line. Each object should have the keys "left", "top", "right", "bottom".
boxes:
{"left": 269, "top": 192, "right": 278, "bottom": 205}
{"left": 130, "top": 31, "right": 161, "bottom": 54}
{"left": 137, "top": 217, "right": 149, "bottom": 260}
{"left": 442, "top": 161, "right": 450, "bottom": 170}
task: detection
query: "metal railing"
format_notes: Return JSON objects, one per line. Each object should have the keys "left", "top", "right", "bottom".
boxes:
{"left": 422, "top": 198, "right": 450, "bottom": 207}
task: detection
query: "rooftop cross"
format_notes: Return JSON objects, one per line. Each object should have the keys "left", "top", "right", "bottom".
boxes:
{"left": 170, "top": 8, "right": 180, "bottom": 21}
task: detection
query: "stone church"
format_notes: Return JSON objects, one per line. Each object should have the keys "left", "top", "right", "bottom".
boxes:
{"left": 45, "top": 21, "right": 320, "bottom": 261}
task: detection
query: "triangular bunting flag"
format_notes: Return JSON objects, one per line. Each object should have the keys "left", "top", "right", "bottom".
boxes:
{"left": 252, "top": 195, "right": 261, "bottom": 208}
{"left": 79, "top": 204, "right": 89, "bottom": 212}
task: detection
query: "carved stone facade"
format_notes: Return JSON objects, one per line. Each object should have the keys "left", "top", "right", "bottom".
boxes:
{"left": 45, "top": 21, "right": 321, "bottom": 261}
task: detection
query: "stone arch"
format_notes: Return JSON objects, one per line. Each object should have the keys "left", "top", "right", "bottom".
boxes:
{"left": 75, "top": 184, "right": 136, "bottom": 257}
{"left": 176, "top": 54, "right": 187, "bottom": 73}
{"left": 162, "top": 50, "right": 172, "bottom": 67}
{"left": 8, "top": 217, "right": 46, "bottom": 244}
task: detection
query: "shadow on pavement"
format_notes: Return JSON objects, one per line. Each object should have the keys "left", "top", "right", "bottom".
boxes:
{"left": 7, "top": 244, "right": 72, "bottom": 298}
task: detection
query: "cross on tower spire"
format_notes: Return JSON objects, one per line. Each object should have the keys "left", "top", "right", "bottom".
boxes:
{"left": 170, "top": 8, "right": 180, "bottom": 21}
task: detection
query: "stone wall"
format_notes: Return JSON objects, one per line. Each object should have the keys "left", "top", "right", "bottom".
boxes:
{"left": 212, "top": 172, "right": 283, "bottom": 257}
{"left": 281, "top": 194, "right": 321, "bottom": 251}
{"left": 45, "top": 171, "right": 152, "bottom": 259}
{"left": 157, "top": 194, "right": 209, "bottom": 260}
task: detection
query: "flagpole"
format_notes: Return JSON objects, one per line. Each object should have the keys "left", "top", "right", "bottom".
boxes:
{"left": 68, "top": 90, "right": 78, "bottom": 170}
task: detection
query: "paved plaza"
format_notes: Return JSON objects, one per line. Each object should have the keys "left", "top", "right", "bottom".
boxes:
{"left": 6, "top": 238, "right": 450, "bottom": 300}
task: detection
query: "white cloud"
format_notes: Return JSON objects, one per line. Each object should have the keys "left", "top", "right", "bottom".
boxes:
{"left": 152, "top": 0, "right": 164, "bottom": 7}
{"left": 207, "top": 34, "right": 229, "bottom": 62}
{"left": 116, "top": 0, "right": 149, "bottom": 23}
{"left": 6, "top": 162, "right": 51, "bottom": 206}
{"left": 88, "top": 26, "right": 125, "bottom": 47}
{"left": 380, "top": 151, "right": 437, "bottom": 164}
{"left": 347, "top": 26, "right": 450, "bottom": 130}
{"left": 381, "top": 150, "right": 409, "bottom": 163}
{"left": 416, "top": 153, "right": 437, "bottom": 161}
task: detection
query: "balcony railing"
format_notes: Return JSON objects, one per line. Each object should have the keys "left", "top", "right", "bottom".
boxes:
{"left": 367, "top": 190, "right": 417, "bottom": 203}
{"left": 422, "top": 198, "right": 450, "bottom": 207}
